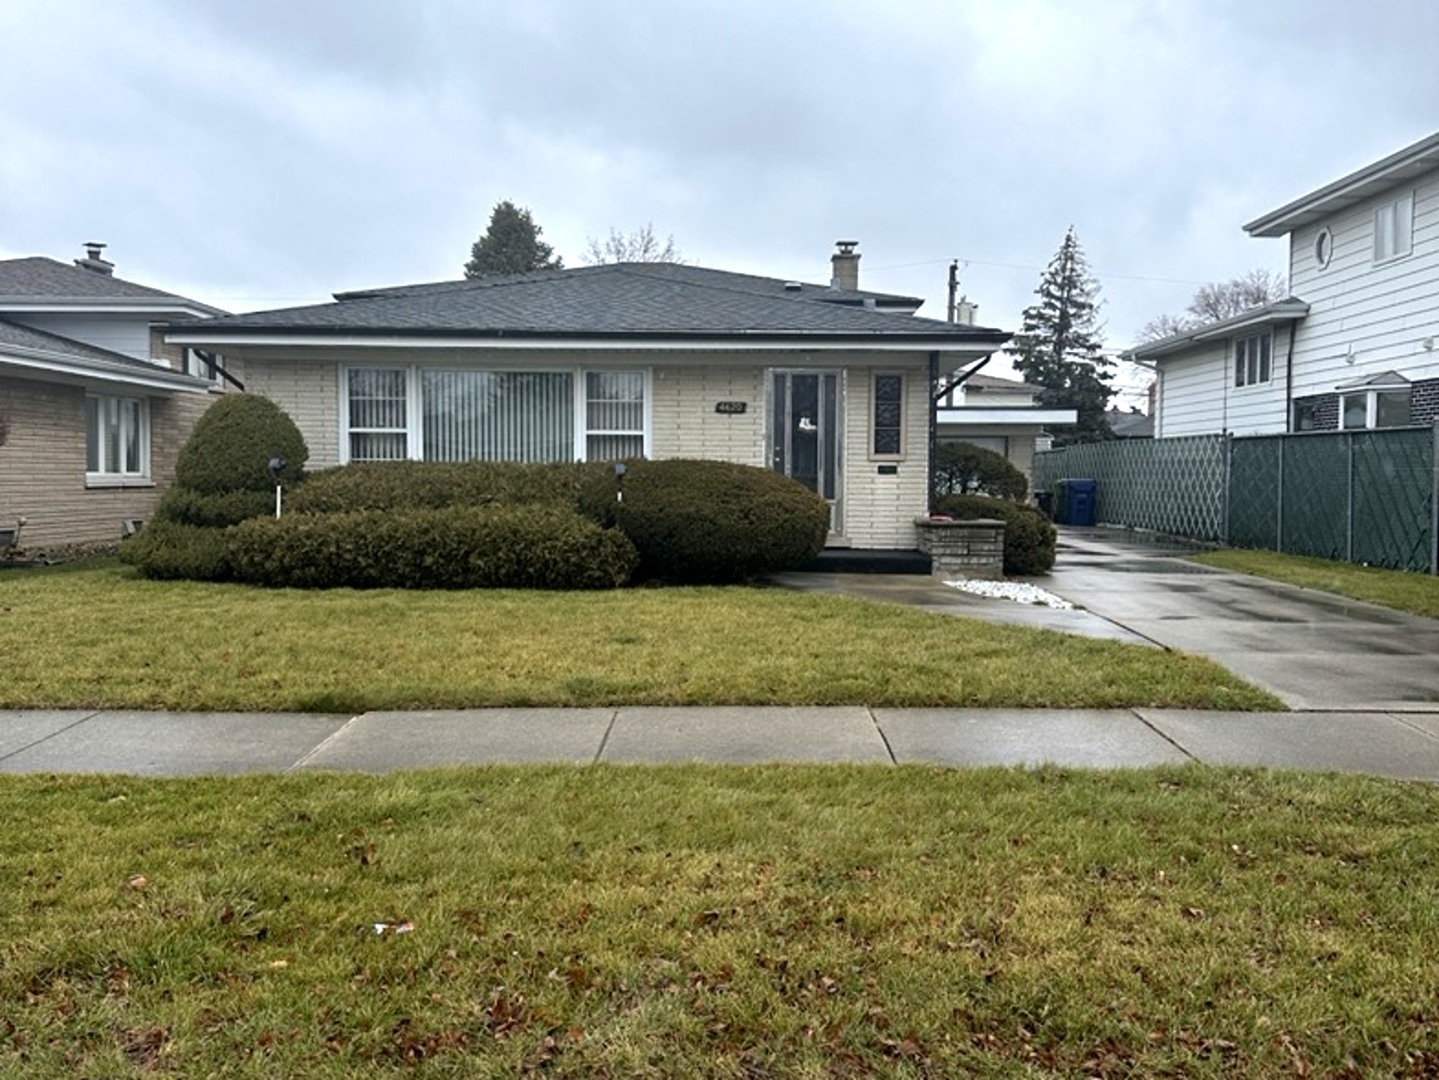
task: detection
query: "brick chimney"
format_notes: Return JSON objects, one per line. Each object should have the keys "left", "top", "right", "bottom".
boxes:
{"left": 74, "top": 241, "right": 114, "bottom": 276}
{"left": 830, "top": 240, "right": 860, "bottom": 291}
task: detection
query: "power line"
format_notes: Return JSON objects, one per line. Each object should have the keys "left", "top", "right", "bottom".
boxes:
{"left": 866, "top": 255, "right": 1212, "bottom": 288}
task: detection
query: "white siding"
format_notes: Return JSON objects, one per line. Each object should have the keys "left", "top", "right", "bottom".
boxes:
{"left": 1287, "top": 169, "right": 1439, "bottom": 398}
{"left": 7, "top": 312, "right": 158, "bottom": 361}
{"left": 1154, "top": 323, "right": 1295, "bottom": 437}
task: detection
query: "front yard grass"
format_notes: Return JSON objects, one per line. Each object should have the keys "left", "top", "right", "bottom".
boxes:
{"left": 3, "top": 766, "right": 1437, "bottom": 1077}
{"left": 0, "top": 562, "right": 1278, "bottom": 711}
{"left": 1192, "top": 548, "right": 1439, "bottom": 620}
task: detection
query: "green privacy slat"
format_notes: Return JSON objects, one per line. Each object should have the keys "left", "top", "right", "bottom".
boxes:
{"left": 1036, "top": 427, "right": 1434, "bottom": 571}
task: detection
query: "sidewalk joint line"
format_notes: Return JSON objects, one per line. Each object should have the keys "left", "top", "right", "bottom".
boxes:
{"left": 593, "top": 709, "right": 620, "bottom": 765}
{"left": 867, "top": 707, "right": 897, "bottom": 764}
{"left": 0, "top": 710, "right": 102, "bottom": 764}
{"left": 285, "top": 713, "right": 363, "bottom": 773}
{"left": 1131, "top": 708, "right": 1200, "bottom": 763}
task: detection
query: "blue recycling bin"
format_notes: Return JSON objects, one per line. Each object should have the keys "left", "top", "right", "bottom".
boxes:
{"left": 1062, "top": 478, "right": 1097, "bottom": 527}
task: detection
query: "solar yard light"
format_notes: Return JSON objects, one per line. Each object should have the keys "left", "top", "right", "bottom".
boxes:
{"left": 614, "top": 461, "right": 627, "bottom": 503}
{"left": 269, "top": 457, "right": 287, "bottom": 518}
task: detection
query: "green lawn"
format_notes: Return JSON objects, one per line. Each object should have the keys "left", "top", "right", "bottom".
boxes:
{"left": 0, "top": 562, "right": 1279, "bottom": 711}
{"left": 3, "top": 766, "right": 1436, "bottom": 1077}
{"left": 1192, "top": 548, "right": 1439, "bottom": 620}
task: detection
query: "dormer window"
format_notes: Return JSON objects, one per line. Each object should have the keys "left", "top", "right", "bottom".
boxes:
{"left": 1373, "top": 193, "right": 1413, "bottom": 263}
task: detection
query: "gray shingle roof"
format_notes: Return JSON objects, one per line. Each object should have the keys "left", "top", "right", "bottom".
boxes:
{"left": 182, "top": 262, "right": 1009, "bottom": 343}
{"left": 0, "top": 317, "right": 158, "bottom": 369}
{"left": 0, "top": 256, "right": 216, "bottom": 309}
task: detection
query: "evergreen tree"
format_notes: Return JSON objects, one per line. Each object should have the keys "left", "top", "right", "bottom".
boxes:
{"left": 1012, "top": 227, "right": 1114, "bottom": 444}
{"left": 463, "top": 201, "right": 564, "bottom": 278}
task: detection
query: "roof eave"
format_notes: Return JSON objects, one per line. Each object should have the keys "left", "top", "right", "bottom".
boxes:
{"left": 1243, "top": 131, "right": 1439, "bottom": 237}
{"left": 0, "top": 346, "right": 214, "bottom": 393}
{"left": 1125, "top": 300, "right": 1310, "bottom": 362}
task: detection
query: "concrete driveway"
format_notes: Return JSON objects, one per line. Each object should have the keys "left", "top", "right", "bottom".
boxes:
{"left": 773, "top": 528, "right": 1439, "bottom": 711}
{"left": 1045, "top": 529, "right": 1439, "bottom": 711}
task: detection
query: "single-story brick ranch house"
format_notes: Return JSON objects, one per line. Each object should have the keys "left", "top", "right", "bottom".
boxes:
{"left": 166, "top": 245, "right": 1010, "bottom": 550}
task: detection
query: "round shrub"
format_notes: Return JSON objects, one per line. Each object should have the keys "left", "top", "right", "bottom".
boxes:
{"left": 174, "top": 394, "right": 308, "bottom": 495}
{"left": 226, "top": 505, "right": 637, "bottom": 590}
{"left": 288, "top": 460, "right": 607, "bottom": 515}
{"left": 119, "top": 520, "right": 232, "bottom": 581}
{"left": 931, "top": 493, "right": 1056, "bottom": 575}
{"left": 933, "top": 442, "right": 1029, "bottom": 501}
{"left": 577, "top": 459, "right": 830, "bottom": 583}
{"left": 155, "top": 486, "right": 277, "bottom": 528}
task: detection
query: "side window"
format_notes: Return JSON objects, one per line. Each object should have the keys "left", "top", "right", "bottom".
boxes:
{"left": 1233, "top": 332, "right": 1272, "bottom": 388}
{"left": 346, "top": 368, "right": 410, "bottom": 461}
{"left": 85, "top": 395, "right": 150, "bottom": 480}
{"left": 1374, "top": 193, "right": 1414, "bottom": 263}
{"left": 872, "top": 373, "right": 904, "bottom": 457}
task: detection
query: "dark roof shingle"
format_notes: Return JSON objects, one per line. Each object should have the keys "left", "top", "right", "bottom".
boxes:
{"left": 0, "top": 256, "right": 213, "bottom": 307}
{"left": 181, "top": 262, "right": 1008, "bottom": 343}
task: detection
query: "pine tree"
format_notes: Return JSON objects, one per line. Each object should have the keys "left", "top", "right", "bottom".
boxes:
{"left": 463, "top": 201, "right": 564, "bottom": 278}
{"left": 1011, "top": 227, "right": 1114, "bottom": 444}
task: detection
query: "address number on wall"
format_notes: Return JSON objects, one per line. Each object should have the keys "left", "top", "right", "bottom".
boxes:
{"left": 714, "top": 401, "right": 748, "bottom": 414}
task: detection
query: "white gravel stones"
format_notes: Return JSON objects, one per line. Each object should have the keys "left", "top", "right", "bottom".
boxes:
{"left": 943, "top": 578, "right": 1074, "bottom": 609}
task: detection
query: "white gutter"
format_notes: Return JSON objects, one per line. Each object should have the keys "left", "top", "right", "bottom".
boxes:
{"left": 0, "top": 299, "right": 225, "bottom": 318}
{"left": 0, "top": 346, "right": 213, "bottom": 393}
{"left": 161, "top": 330, "right": 1005, "bottom": 355}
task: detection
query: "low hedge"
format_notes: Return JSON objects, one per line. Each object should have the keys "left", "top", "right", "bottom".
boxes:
{"left": 931, "top": 494, "right": 1057, "bottom": 575}
{"left": 226, "top": 505, "right": 637, "bottom": 590}
{"left": 155, "top": 487, "right": 277, "bottom": 529}
{"left": 578, "top": 459, "right": 830, "bottom": 583}
{"left": 119, "top": 521, "right": 232, "bottom": 581}
{"left": 288, "top": 461, "right": 607, "bottom": 515}
{"left": 933, "top": 442, "right": 1029, "bottom": 501}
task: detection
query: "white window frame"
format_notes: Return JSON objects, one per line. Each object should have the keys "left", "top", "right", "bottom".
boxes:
{"left": 184, "top": 348, "right": 225, "bottom": 387}
{"left": 339, "top": 364, "right": 651, "bottom": 464}
{"left": 1373, "top": 192, "right": 1414, "bottom": 264}
{"left": 1340, "top": 388, "right": 1412, "bottom": 431}
{"left": 1233, "top": 332, "right": 1272, "bottom": 388}
{"left": 85, "top": 393, "right": 151, "bottom": 485}
{"left": 870, "top": 370, "right": 906, "bottom": 460}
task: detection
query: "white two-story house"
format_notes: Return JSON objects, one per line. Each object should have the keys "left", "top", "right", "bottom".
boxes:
{"left": 1130, "top": 131, "right": 1439, "bottom": 437}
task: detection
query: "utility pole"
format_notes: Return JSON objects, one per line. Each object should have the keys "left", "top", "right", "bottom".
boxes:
{"left": 946, "top": 260, "right": 958, "bottom": 323}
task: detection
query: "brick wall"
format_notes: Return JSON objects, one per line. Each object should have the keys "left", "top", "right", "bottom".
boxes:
{"left": 650, "top": 366, "right": 766, "bottom": 466}
{"left": 0, "top": 375, "right": 217, "bottom": 548}
{"left": 1412, "top": 379, "right": 1439, "bottom": 425}
{"left": 239, "top": 358, "right": 341, "bottom": 467}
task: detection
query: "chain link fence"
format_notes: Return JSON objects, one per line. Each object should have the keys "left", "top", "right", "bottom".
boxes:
{"left": 1035, "top": 425, "right": 1439, "bottom": 572}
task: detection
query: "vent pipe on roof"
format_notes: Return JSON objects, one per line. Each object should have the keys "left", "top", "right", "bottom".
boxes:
{"left": 75, "top": 241, "right": 115, "bottom": 276}
{"left": 830, "top": 240, "right": 859, "bottom": 291}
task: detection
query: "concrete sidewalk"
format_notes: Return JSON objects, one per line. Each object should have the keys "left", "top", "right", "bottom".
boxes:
{"left": 4, "top": 706, "right": 1439, "bottom": 781}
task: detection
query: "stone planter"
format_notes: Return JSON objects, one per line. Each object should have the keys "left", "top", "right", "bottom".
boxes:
{"left": 914, "top": 517, "right": 1004, "bottom": 579}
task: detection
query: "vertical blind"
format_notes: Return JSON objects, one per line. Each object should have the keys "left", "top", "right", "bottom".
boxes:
{"left": 584, "top": 371, "right": 644, "bottom": 460}
{"left": 423, "top": 371, "right": 575, "bottom": 461}
{"left": 348, "top": 369, "right": 409, "bottom": 461}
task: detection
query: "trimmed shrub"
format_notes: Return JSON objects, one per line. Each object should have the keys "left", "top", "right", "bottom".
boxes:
{"left": 288, "top": 460, "right": 606, "bottom": 515}
{"left": 577, "top": 459, "right": 830, "bottom": 583}
{"left": 156, "top": 487, "right": 277, "bottom": 528}
{"left": 226, "top": 505, "right": 637, "bottom": 590}
{"left": 933, "top": 442, "right": 1029, "bottom": 501}
{"left": 175, "top": 394, "right": 308, "bottom": 495}
{"left": 932, "top": 493, "right": 1056, "bottom": 575}
{"left": 119, "top": 521, "right": 232, "bottom": 581}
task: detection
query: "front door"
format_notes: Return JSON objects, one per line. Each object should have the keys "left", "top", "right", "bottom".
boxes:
{"left": 769, "top": 371, "right": 842, "bottom": 534}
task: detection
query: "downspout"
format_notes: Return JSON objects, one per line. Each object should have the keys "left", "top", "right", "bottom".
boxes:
{"left": 195, "top": 349, "right": 245, "bottom": 392}
{"left": 1283, "top": 323, "right": 1296, "bottom": 431}
{"left": 928, "top": 351, "right": 939, "bottom": 511}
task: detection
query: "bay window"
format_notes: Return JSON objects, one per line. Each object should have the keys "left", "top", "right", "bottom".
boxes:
{"left": 85, "top": 394, "right": 149, "bottom": 482}
{"left": 343, "top": 366, "right": 648, "bottom": 463}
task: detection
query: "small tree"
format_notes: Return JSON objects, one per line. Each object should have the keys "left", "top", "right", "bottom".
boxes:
{"left": 583, "top": 223, "right": 683, "bottom": 265}
{"left": 932, "top": 443, "right": 1028, "bottom": 501}
{"left": 1138, "top": 268, "right": 1288, "bottom": 342}
{"left": 464, "top": 201, "right": 564, "bottom": 278}
{"left": 1011, "top": 227, "right": 1114, "bottom": 445}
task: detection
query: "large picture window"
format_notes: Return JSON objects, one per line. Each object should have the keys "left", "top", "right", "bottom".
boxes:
{"left": 343, "top": 366, "right": 647, "bottom": 463}
{"left": 85, "top": 394, "right": 149, "bottom": 481}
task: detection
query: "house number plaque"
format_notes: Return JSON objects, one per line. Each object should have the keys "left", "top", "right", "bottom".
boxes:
{"left": 714, "top": 401, "right": 748, "bottom": 414}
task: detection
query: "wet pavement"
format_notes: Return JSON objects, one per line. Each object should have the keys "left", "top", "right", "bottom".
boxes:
{"left": 774, "top": 527, "right": 1439, "bottom": 711}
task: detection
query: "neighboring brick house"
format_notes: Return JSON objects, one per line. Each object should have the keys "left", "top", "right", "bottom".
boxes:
{"left": 1128, "top": 131, "right": 1439, "bottom": 437}
{"left": 166, "top": 244, "right": 1010, "bottom": 551}
{"left": 0, "top": 245, "right": 225, "bottom": 550}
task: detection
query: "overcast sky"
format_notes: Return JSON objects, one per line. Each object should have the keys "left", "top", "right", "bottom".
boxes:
{"left": 3, "top": 0, "right": 1435, "bottom": 386}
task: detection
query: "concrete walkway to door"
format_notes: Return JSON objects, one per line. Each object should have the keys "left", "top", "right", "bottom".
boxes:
{"left": 773, "top": 527, "right": 1439, "bottom": 712}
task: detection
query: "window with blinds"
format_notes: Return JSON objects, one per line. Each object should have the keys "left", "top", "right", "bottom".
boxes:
{"left": 85, "top": 394, "right": 148, "bottom": 479}
{"left": 585, "top": 371, "right": 645, "bottom": 460}
{"left": 343, "top": 366, "right": 646, "bottom": 463}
